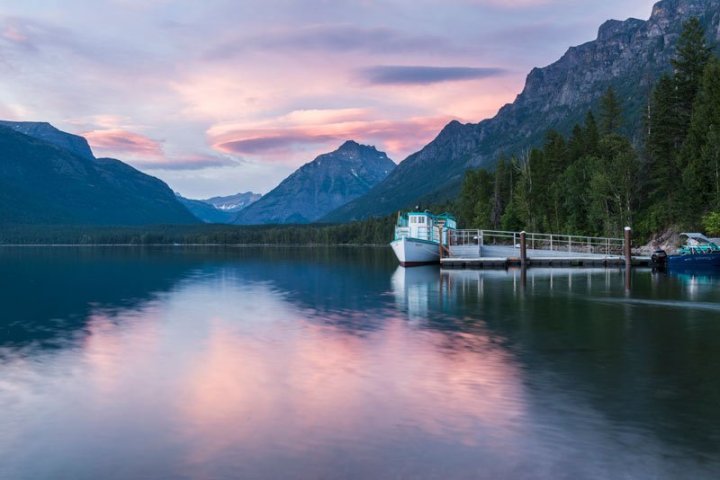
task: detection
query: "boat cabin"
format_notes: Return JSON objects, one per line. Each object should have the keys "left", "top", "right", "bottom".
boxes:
{"left": 395, "top": 212, "right": 456, "bottom": 244}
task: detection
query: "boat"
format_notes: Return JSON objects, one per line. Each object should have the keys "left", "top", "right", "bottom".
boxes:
{"left": 666, "top": 233, "right": 720, "bottom": 270}
{"left": 390, "top": 211, "right": 456, "bottom": 266}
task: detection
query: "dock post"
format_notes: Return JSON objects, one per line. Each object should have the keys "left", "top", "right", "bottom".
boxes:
{"left": 520, "top": 231, "right": 527, "bottom": 267}
{"left": 624, "top": 226, "right": 632, "bottom": 270}
{"left": 438, "top": 226, "right": 445, "bottom": 259}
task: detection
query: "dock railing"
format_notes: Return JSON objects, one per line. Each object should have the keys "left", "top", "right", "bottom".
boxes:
{"left": 449, "top": 229, "right": 625, "bottom": 258}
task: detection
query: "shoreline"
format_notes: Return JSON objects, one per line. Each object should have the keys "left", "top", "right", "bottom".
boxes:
{"left": 0, "top": 243, "right": 389, "bottom": 248}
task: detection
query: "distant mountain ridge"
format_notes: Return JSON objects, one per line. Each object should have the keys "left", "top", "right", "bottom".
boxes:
{"left": 0, "top": 122, "right": 197, "bottom": 225}
{"left": 233, "top": 140, "right": 395, "bottom": 224}
{"left": 177, "top": 191, "right": 261, "bottom": 223}
{"left": 0, "top": 121, "right": 95, "bottom": 160}
{"left": 204, "top": 192, "right": 261, "bottom": 212}
{"left": 323, "top": 0, "right": 720, "bottom": 222}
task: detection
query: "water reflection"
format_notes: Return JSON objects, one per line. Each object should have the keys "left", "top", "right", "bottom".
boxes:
{"left": 1, "top": 249, "right": 719, "bottom": 479}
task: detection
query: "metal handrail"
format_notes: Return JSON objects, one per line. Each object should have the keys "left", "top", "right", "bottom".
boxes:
{"left": 449, "top": 229, "right": 625, "bottom": 256}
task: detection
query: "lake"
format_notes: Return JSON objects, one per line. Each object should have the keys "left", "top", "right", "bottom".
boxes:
{"left": 1, "top": 247, "right": 719, "bottom": 479}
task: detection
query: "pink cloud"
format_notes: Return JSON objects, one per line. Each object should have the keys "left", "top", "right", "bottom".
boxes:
{"left": 209, "top": 116, "right": 454, "bottom": 165}
{"left": 83, "top": 128, "right": 237, "bottom": 170}
{"left": 83, "top": 128, "right": 164, "bottom": 157}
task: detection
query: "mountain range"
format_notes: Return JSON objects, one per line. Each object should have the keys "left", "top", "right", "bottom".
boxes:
{"left": 233, "top": 140, "right": 395, "bottom": 224}
{"left": 2, "top": 0, "right": 718, "bottom": 229}
{"left": 176, "top": 192, "right": 261, "bottom": 223}
{"left": 0, "top": 122, "right": 197, "bottom": 225}
{"left": 322, "top": 0, "right": 720, "bottom": 222}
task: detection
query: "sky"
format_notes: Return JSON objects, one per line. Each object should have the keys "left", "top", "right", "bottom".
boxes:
{"left": 0, "top": 0, "right": 657, "bottom": 198}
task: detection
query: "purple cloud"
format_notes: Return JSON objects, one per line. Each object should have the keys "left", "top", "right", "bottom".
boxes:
{"left": 359, "top": 65, "right": 507, "bottom": 85}
{"left": 218, "top": 134, "right": 338, "bottom": 155}
{"left": 206, "top": 24, "right": 459, "bottom": 59}
{"left": 133, "top": 153, "right": 241, "bottom": 171}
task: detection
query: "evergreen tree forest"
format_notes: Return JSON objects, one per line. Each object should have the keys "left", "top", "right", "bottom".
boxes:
{"left": 0, "top": 215, "right": 397, "bottom": 246}
{"left": 458, "top": 18, "right": 720, "bottom": 239}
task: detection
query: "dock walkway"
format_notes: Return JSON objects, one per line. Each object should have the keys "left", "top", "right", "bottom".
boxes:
{"left": 442, "top": 229, "right": 646, "bottom": 269}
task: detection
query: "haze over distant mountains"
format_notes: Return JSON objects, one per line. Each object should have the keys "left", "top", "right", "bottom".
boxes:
{"left": 322, "top": 0, "right": 720, "bottom": 222}
{"left": 233, "top": 141, "right": 395, "bottom": 225}
{"left": 0, "top": 121, "right": 197, "bottom": 225}
{"left": 176, "top": 192, "right": 261, "bottom": 223}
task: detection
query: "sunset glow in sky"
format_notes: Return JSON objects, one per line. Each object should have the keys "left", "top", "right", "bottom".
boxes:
{"left": 0, "top": 0, "right": 656, "bottom": 197}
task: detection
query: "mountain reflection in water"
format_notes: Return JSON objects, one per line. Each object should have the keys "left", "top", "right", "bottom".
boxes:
{"left": 0, "top": 247, "right": 718, "bottom": 480}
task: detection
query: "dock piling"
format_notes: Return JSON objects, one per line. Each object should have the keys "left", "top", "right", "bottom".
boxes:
{"left": 624, "top": 226, "right": 632, "bottom": 270}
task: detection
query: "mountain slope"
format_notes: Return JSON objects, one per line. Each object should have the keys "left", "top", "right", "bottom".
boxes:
{"left": 0, "top": 125, "right": 197, "bottom": 225}
{"left": 324, "top": 0, "right": 720, "bottom": 222}
{"left": 233, "top": 141, "right": 395, "bottom": 225}
{"left": 0, "top": 120, "right": 95, "bottom": 160}
{"left": 176, "top": 195, "right": 234, "bottom": 223}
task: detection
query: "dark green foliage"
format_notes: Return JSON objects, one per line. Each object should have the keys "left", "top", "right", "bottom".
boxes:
{"left": 644, "top": 74, "right": 681, "bottom": 229}
{"left": 640, "top": 18, "right": 712, "bottom": 231}
{"left": 599, "top": 87, "right": 623, "bottom": 135}
{"left": 458, "top": 169, "right": 493, "bottom": 228}
{"left": 458, "top": 108, "right": 640, "bottom": 237}
{"left": 681, "top": 58, "right": 720, "bottom": 214}
{"left": 671, "top": 18, "right": 713, "bottom": 131}
{"left": 703, "top": 212, "right": 720, "bottom": 236}
{"left": 0, "top": 215, "right": 398, "bottom": 246}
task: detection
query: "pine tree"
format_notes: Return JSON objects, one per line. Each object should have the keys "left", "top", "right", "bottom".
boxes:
{"left": 643, "top": 74, "right": 681, "bottom": 228}
{"left": 458, "top": 168, "right": 494, "bottom": 228}
{"left": 491, "top": 156, "right": 514, "bottom": 228}
{"left": 672, "top": 17, "right": 712, "bottom": 131}
{"left": 599, "top": 87, "right": 623, "bottom": 135}
{"left": 681, "top": 58, "right": 720, "bottom": 215}
{"left": 583, "top": 111, "right": 600, "bottom": 156}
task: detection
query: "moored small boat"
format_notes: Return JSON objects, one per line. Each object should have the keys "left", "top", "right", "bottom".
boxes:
{"left": 667, "top": 233, "right": 720, "bottom": 270}
{"left": 390, "top": 211, "right": 456, "bottom": 266}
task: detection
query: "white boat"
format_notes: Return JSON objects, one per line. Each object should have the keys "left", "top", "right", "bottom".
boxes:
{"left": 390, "top": 211, "right": 456, "bottom": 266}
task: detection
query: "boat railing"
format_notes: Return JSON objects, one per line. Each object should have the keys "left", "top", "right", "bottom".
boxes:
{"left": 679, "top": 244, "right": 720, "bottom": 255}
{"left": 449, "top": 229, "right": 625, "bottom": 256}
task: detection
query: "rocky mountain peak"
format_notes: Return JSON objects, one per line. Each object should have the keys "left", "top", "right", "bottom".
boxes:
{"left": 652, "top": 0, "right": 715, "bottom": 19}
{"left": 233, "top": 141, "right": 395, "bottom": 224}
{"left": 597, "top": 18, "right": 644, "bottom": 41}
{"left": 0, "top": 120, "right": 95, "bottom": 160}
{"left": 334, "top": 140, "right": 382, "bottom": 157}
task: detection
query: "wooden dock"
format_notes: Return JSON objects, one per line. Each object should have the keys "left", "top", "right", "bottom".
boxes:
{"left": 441, "top": 256, "right": 651, "bottom": 269}
{"left": 442, "top": 228, "right": 650, "bottom": 269}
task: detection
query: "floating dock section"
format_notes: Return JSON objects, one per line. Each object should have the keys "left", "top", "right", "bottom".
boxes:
{"left": 440, "top": 229, "right": 650, "bottom": 269}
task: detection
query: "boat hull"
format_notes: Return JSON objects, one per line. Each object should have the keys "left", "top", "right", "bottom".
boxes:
{"left": 390, "top": 237, "right": 440, "bottom": 266}
{"left": 667, "top": 252, "right": 720, "bottom": 269}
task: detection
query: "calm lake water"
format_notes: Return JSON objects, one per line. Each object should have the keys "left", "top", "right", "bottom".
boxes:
{"left": 1, "top": 247, "right": 719, "bottom": 480}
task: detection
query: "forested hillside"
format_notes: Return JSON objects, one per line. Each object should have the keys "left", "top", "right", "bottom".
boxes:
{"left": 456, "top": 18, "right": 720, "bottom": 239}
